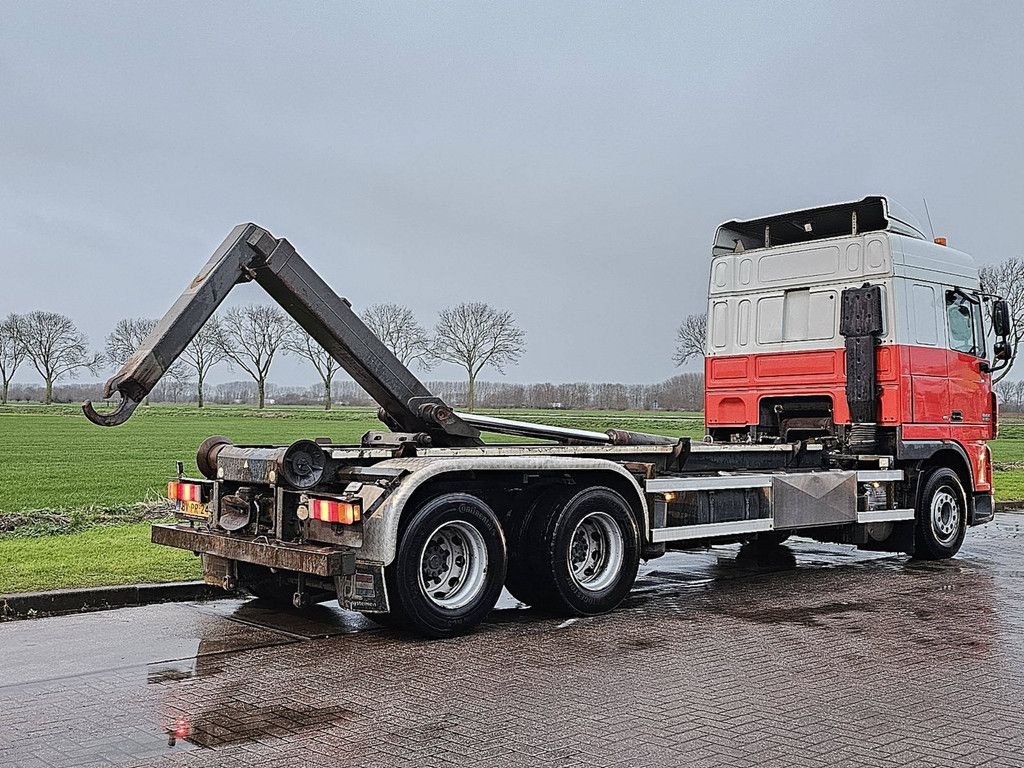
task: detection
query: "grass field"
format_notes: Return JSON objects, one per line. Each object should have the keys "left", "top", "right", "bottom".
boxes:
{"left": 0, "top": 403, "right": 705, "bottom": 514}
{"left": 2, "top": 403, "right": 1022, "bottom": 514}
{"left": 2, "top": 403, "right": 1022, "bottom": 594}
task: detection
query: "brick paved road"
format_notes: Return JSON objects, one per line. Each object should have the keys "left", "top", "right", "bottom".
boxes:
{"left": 3, "top": 515, "right": 1024, "bottom": 768}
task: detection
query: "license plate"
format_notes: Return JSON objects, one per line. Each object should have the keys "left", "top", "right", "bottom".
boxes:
{"left": 178, "top": 500, "right": 209, "bottom": 519}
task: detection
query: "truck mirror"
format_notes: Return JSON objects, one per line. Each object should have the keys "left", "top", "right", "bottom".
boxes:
{"left": 994, "top": 339, "right": 1012, "bottom": 361}
{"left": 992, "top": 299, "right": 1011, "bottom": 337}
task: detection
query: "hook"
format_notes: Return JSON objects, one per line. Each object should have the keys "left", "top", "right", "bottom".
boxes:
{"left": 82, "top": 394, "right": 141, "bottom": 427}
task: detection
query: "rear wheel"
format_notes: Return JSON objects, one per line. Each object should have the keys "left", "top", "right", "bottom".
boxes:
{"left": 385, "top": 493, "right": 506, "bottom": 638}
{"left": 914, "top": 467, "right": 967, "bottom": 560}
{"left": 521, "top": 486, "right": 641, "bottom": 616}
{"left": 504, "top": 488, "right": 571, "bottom": 607}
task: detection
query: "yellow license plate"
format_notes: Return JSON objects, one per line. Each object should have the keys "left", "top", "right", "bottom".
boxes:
{"left": 178, "top": 500, "right": 209, "bottom": 518}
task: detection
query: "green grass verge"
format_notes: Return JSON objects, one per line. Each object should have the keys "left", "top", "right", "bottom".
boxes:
{"left": 0, "top": 523, "right": 201, "bottom": 594}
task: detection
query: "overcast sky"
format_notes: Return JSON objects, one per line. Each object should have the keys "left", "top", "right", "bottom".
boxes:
{"left": 1, "top": 1, "right": 1022, "bottom": 389}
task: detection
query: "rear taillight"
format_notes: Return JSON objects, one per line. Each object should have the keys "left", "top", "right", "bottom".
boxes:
{"left": 301, "top": 496, "right": 362, "bottom": 525}
{"left": 168, "top": 481, "right": 204, "bottom": 502}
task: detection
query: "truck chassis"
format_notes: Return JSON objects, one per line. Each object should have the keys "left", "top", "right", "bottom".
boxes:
{"left": 84, "top": 218, "right": 1000, "bottom": 637}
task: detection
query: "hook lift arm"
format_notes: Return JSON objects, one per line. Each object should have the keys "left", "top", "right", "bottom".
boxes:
{"left": 83, "top": 224, "right": 482, "bottom": 445}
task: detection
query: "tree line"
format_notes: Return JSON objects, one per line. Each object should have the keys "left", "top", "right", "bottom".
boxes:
{"left": 1, "top": 301, "right": 527, "bottom": 411}
{"left": 2, "top": 373, "right": 706, "bottom": 412}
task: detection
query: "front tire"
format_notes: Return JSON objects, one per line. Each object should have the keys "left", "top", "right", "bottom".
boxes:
{"left": 386, "top": 493, "right": 507, "bottom": 638}
{"left": 522, "top": 486, "right": 641, "bottom": 616}
{"left": 915, "top": 467, "right": 967, "bottom": 560}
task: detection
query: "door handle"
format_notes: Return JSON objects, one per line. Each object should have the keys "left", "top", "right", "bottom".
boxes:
{"left": 951, "top": 410, "right": 964, "bottom": 422}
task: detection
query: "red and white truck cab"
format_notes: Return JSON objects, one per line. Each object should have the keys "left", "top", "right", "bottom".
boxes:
{"left": 704, "top": 196, "right": 1011, "bottom": 542}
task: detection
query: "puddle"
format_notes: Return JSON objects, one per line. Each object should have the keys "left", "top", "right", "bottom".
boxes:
{"left": 725, "top": 599, "right": 879, "bottom": 627}
{"left": 165, "top": 702, "right": 357, "bottom": 749}
{"left": 147, "top": 653, "right": 226, "bottom": 685}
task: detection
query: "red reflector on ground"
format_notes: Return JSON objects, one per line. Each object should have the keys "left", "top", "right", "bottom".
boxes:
{"left": 308, "top": 497, "right": 362, "bottom": 525}
{"left": 168, "top": 481, "right": 202, "bottom": 502}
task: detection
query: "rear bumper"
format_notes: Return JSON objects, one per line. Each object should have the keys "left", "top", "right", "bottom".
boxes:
{"left": 151, "top": 524, "right": 356, "bottom": 577}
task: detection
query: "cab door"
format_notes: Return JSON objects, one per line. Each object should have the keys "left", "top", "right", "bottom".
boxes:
{"left": 908, "top": 282, "right": 950, "bottom": 428}
{"left": 944, "top": 290, "right": 991, "bottom": 429}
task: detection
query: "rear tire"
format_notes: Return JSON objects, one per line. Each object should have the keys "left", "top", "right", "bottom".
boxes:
{"left": 521, "top": 486, "right": 641, "bottom": 616}
{"left": 914, "top": 467, "right": 967, "bottom": 560}
{"left": 386, "top": 493, "right": 506, "bottom": 638}
{"left": 504, "top": 488, "right": 571, "bottom": 607}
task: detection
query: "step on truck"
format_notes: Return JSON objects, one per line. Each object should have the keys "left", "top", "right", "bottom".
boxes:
{"left": 84, "top": 196, "right": 1013, "bottom": 637}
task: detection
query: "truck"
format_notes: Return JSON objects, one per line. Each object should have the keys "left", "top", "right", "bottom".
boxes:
{"left": 83, "top": 195, "right": 1013, "bottom": 638}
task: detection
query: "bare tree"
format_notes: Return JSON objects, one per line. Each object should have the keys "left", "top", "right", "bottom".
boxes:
{"left": 107, "top": 316, "right": 200, "bottom": 405}
{"left": 0, "top": 313, "right": 26, "bottom": 404}
{"left": 21, "top": 311, "right": 102, "bottom": 405}
{"left": 285, "top": 323, "right": 342, "bottom": 410}
{"left": 980, "top": 257, "right": 1024, "bottom": 382}
{"left": 361, "top": 303, "right": 434, "bottom": 368}
{"left": 433, "top": 302, "right": 526, "bottom": 411}
{"left": 1012, "top": 381, "right": 1024, "bottom": 413}
{"left": 180, "top": 316, "right": 226, "bottom": 407}
{"left": 105, "top": 317, "right": 156, "bottom": 367}
{"left": 106, "top": 317, "right": 158, "bottom": 405}
{"left": 218, "top": 304, "right": 291, "bottom": 408}
{"left": 673, "top": 313, "right": 707, "bottom": 367}
{"left": 995, "top": 378, "right": 1024, "bottom": 413}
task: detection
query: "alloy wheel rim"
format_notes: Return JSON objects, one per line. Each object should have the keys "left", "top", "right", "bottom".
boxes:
{"left": 419, "top": 520, "right": 489, "bottom": 609}
{"left": 930, "top": 488, "right": 961, "bottom": 546}
{"left": 567, "top": 511, "right": 624, "bottom": 592}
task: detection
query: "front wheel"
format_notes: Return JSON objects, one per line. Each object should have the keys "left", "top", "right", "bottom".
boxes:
{"left": 385, "top": 493, "right": 507, "bottom": 638}
{"left": 914, "top": 467, "right": 967, "bottom": 560}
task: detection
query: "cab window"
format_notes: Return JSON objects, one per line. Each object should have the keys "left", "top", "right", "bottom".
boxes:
{"left": 945, "top": 291, "right": 983, "bottom": 357}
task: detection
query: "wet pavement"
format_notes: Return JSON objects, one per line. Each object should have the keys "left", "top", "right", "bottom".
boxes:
{"left": 3, "top": 514, "right": 1024, "bottom": 768}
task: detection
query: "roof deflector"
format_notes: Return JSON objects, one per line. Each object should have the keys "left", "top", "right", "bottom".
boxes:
{"left": 713, "top": 196, "right": 928, "bottom": 256}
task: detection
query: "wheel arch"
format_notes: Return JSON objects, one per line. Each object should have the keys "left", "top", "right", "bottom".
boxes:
{"left": 920, "top": 449, "right": 972, "bottom": 496}
{"left": 360, "top": 457, "right": 649, "bottom": 566}
{"left": 897, "top": 439, "right": 974, "bottom": 500}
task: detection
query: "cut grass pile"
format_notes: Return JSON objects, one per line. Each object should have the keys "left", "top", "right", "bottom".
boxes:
{"left": 0, "top": 501, "right": 173, "bottom": 538}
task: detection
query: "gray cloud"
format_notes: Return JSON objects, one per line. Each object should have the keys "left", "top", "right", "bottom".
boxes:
{"left": 1, "top": 1, "right": 1022, "bottom": 387}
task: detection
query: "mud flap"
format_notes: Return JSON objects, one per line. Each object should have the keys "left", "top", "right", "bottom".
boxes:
{"left": 335, "top": 561, "right": 389, "bottom": 613}
{"left": 971, "top": 493, "right": 994, "bottom": 525}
